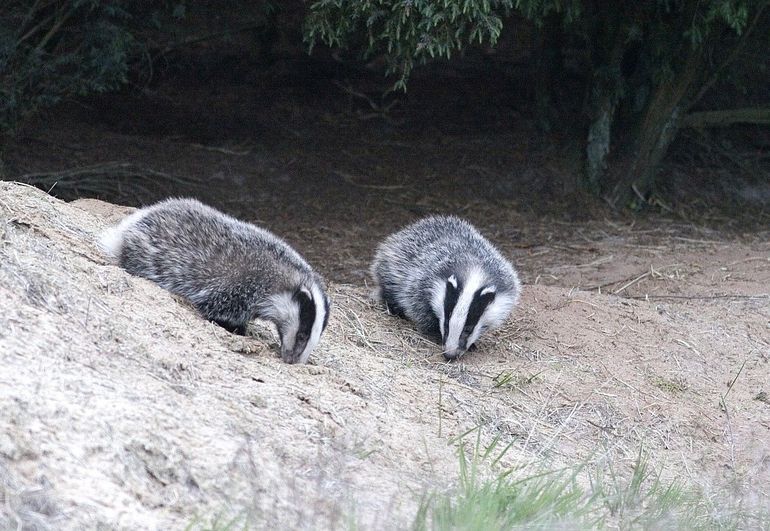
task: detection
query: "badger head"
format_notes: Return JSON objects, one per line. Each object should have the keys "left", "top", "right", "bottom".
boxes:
{"left": 431, "top": 267, "right": 517, "bottom": 360}
{"left": 267, "top": 281, "right": 330, "bottom": 364}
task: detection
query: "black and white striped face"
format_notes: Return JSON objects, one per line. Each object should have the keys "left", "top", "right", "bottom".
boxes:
{"left": 270, "top": 283, "right": 330, "bottom": 364}
{"left": 431, "top": 268, "right": 515, "bottom": 360}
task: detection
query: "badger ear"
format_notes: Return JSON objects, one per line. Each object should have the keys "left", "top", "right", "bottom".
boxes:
{"left": 447, "top": 275, "right": 458, "bottom": 290}
{"left": 295, "top": 286, "right": 313, "bottom": 302}
{"left": 480, "top": 285, "right": 496, "bottom": 296}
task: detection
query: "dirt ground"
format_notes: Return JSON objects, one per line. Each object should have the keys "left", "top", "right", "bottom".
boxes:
{"left": 1, "top": 69, "right": 769, "bottom": 529}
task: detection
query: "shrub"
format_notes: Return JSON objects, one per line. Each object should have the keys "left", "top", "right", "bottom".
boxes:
{"left": 0, "top": 1, "right": 144, "bottom": 133}
{"left": 305, "top": 0, "right": 770, "bottom": 207}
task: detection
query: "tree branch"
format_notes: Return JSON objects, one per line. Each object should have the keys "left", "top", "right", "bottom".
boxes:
{"left": 682, "top": 107, "right": 770, "bottom": 128}
{"left": 689, "top": 3, "right": 769, "bottom": 108}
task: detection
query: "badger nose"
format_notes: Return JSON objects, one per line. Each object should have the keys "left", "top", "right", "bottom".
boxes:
{"left": 443, "top": 349, "right": 464, "bottom": 361}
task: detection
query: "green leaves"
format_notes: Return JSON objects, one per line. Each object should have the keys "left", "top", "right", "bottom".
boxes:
{"left": 0, "top": 1, "right": 140, "bottom": 133}
{"left": 304, "top": 0, "right": 516, "bottom": 89}
{"left": 305, "top": 0, "right": 762, "bottom": 93}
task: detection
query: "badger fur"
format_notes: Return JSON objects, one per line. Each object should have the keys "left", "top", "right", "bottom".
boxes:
{"left": 370, "top": 215, "right": 520, "bottom": 360}
{"left": 99, "top": 198, "right": 330, "bottom": 364}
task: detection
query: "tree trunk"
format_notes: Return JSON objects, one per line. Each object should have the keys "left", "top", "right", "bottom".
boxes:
{"left": 534, "top": 15, "right": 563, "bottom": 134}
{"left": 582, "top": 14, "right": 628, "bottom": 194}
{"left": 605, "top": 46, "right": 703, "bottom": 208}
{"left": 585, "top": 90, "right": 619, "bottom": 193}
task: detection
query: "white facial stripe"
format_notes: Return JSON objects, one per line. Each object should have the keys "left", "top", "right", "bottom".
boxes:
{"left": 430, "top": 279, "right": 447, "bottom": 339}
{"left": 298, "top": 282, "right": 326, "bottom": 364}
{"left": 267, "top": 291, "right": 298, "bottom": 351}
{"left": 444, "top": 268, "right": 485, "bottom": 354}
{"left": 465, "top": 292, "right": 517, "bottom": 348}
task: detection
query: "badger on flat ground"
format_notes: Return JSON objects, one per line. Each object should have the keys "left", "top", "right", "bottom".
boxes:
{"left": 370, "top": 215, "right": 520, "bottom": 360}
{"left": 100, "top": 198, "right": 330, "bottom": 364}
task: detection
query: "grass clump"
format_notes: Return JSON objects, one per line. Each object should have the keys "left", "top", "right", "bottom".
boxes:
{"left": 413, "top": 429, "right": 768, "bottom": 531}
{"left": 652, "top": 376, "right": 689, "bottom": 394}
{"left": 185, "top": 512, "right": 248, "bottom": 531}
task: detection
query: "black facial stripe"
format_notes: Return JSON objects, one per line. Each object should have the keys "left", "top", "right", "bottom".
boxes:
{"left": 295, "top": 289, "right": 316, "bottom": 349}
{"left": 322, "top": 296, "right": 330, "bottom": 331}
{"left": 443, "top": 279, "right": 460, "bottom": 339}
{"left": 463, "top": 288, "right": 496, "bottom": 334}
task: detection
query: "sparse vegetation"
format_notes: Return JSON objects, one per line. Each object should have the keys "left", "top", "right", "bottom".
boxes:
{"left": 414, "top": 432, "right": 769, "bottom": 530}
{"left": 652, "top": 375, "right": 689, "bottom": 394}
{"left": 185, "top": 512, "right": 249, "bottom": 531}
{"left": 492, "top": 370, "right": 542, "bottom": 389}
{"left": 0, "top": 463, "right": 61, "bottom": 531}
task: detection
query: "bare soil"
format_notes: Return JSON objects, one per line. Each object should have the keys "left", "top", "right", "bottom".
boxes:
{"left": 1, "top": 70, "right": 769, "bottom": 529}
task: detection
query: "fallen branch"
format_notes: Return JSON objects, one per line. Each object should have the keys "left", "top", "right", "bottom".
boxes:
{"left": 682, "top": 107, "right": 770, "bottom": 129}
{"left": 626, "top": 294, "right": 768, "bottom": 300}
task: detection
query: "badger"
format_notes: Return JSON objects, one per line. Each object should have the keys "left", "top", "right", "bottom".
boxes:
{"left": 370, "top": 215, "right": 521, "bottom": 360}
{"left": 99, "top": 198, "right": 330, "bottom": 364}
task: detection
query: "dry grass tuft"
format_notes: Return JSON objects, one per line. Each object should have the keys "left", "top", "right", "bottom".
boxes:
{"left": 0, "top": 463, "right": 61, "bottom": 531}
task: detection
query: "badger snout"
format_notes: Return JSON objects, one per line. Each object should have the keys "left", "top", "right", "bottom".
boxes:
{"left": 443, "top": 339, "right": 478, "bottom": 361}
{"left": 443, "top": 342, "right": 469, "bottom": 360}
{"left": 280, "top": 336, "right": 312, "bottom": 365}
{"left": 280, "top": 345, "right": 303, "bottom": 364}
{"left": 443, "top": 349, "right": 464, "bottom": 361}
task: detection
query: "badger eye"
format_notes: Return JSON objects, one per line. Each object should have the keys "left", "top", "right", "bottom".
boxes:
{"left": 297, "top": 332, "right": 309, "bottom": 342}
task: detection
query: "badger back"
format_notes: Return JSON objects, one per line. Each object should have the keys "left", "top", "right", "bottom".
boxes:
{"left": 99, "top": 198, "right": 330, "bottom": 364}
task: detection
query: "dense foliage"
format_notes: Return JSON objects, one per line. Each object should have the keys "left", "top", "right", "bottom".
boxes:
{"left": 0, "top": 1, "right": 141, "bottom": 133}
{"left": 305, "top": 0, "right": 769, "bottom": 206}
{"left": 0, "top": 1, "right": 281, "bottom": 136}
{"left": 306, "top": 0, "right": 519, "bottom": 90}
{"left": 1, "top": 1, "right": 766, "bottom": 207}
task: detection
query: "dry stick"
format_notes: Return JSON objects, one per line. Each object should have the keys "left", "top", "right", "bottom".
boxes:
{"left": 727, "top": 256, "right": 770, "bottom": 266}
{"left": 541, "top": 402, "right": 583, "bottom": 457}
{"left": 18, "top": 11, "right": 55, "bottom": 44}
{"left": 674, "top": 338, "right": 705, "bottom": 360}
{"left": 17, "top": 162, "right": 198, "bottom": 184}
{"left": 612, "top": 271, "right": 651, "bottom": 295}
{"left": 720, "top": 360, "right": 748, "bottom": 472}
{"left": 333, "top": 171, "right": 406, "bottom": 190}
{"left": 583, "top": 263, "right": 678, "bottom": 293}
{"left": 682, "top": 108, "right": 770, "bottom": 128}
{"left": 565, "top": 299, "right": 603, "bottom": 310}
{"left": 521, "top": 392, "right": 553, "bottom": 456}
{"left": 187, "top": 143, "right": 253, "bottom": 156}
{"left": 437, "top": 378, "right": 444, "bottom": 438}
{"left": 670, "top": 236, "right": 725, "bottom": 245}
{"left": 16, "top": 162, "right": 200, "bottom": 201}
{"left": 599, "top": 361, "right": 663, "bottom": 401}
{"left": 35, "top": 6, "right": 76, "bottom": 51}
{"left": 626, "top": 294, "right": 769, "bottom": 300}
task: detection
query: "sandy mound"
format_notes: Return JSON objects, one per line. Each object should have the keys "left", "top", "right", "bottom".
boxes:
{"left": 1, "top": 182, "right": 768, "bottom": 529}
